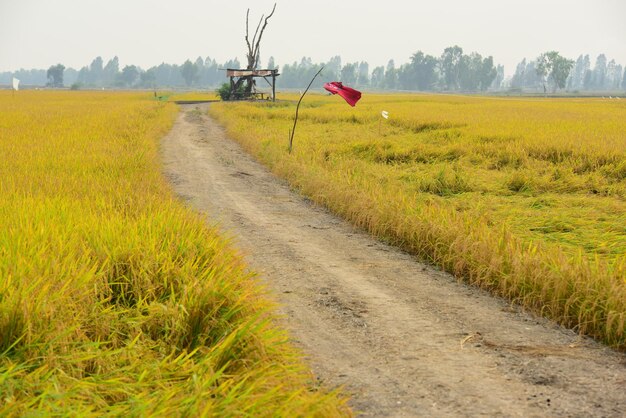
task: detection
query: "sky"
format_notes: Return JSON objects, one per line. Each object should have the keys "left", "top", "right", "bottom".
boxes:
{"left": 1, "top": 0, "right": 625, "bottom": 76}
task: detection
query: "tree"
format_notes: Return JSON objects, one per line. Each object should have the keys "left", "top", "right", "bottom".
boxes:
{"left": 46, "top": 64, "right": 65, "bottom": 87}
{"left": 403, "top": 51, "right": 438, "bottom": 91}
{"left": 440, "top": 45, "right": 463, "bottom": 90}
{"left": 103, "top": 56, "right": 119, "bottom": 86}
{"left": 371, "top": 66, "right": 384, "bottom": 88}
{"left": 459, "top": 52, "right": 482, "bottom": 91}
{"left": 357, "top": 61, "right": 369, "bottom": 86}
{"left": 340, "top": 62, "right": 357, "bottom": 85}
{"left": 181, "top": 59, "right": 198, "bottom": 86}
{"left": 76, "top": 66, "right": 90, "bottom": 85}
{"left": 119, "top": 65, "right": 139, "bottom": 87}
{"left": 492, "top": 64, "right": 505, "bottom": 90}
{"left": 568, "top": 55, "right": 589, "bottom": 90}
{"left": 326, "top": 55, "right": 342, "bottom": 81}
{"left": 234, "top": 3, "right": 276, "bottom": 98}
{"left": 479, "top": 56, "right": 497, "bottom": 91}
{"left": 267, "top": 56, "right": 276, "bottom": 69}
{"left": 88, "top": 56, "right": 103, "bottom": 85}
{"left": 622, "top": 68, "right": 626, "bottom": 90}
{"left": 140, "top": 69, "right": 156, "bottom": 88}
{"left": 614, "top": 64, "right": 623, "bottom": 90}
{"left": 536, "top": 51, "right": 574, "bottom": 92}
{"left": 606, "top": 60, "right": 622, "bottom": 90}
{"left": 510, "top": 58, "right": 526, "bottom": 89}
{"left": 592, "top": 54, "right": 607, "bottom": 90}
{"left": 384, "top": 59, "right": 398, "bottom": 89}
{"left": 523, "top": 60, "right": 542, "bottom": 89}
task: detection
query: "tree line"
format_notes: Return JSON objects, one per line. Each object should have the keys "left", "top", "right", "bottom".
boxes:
{"left": 2, "top": 47, "right": 625, "bottom": 92}
{"left": 511, "top": 53, "right": 626, "bottom": 92}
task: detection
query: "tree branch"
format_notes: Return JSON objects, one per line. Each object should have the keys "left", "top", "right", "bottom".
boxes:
{"left": 251, "top": 3, "right": 276, "bottom": 69}
{"left": 251, "top": 15, "right": 264, "bottom": 52}
{"left": 289, "top": 66, "right": 324, "bottom": 153}
{"left": 245, "top": 9, "right": 252, "bottom": 61}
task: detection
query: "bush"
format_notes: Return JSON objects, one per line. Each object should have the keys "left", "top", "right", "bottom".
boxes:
{"left": 216, "top": 82, "right": 245, "bottom": 101}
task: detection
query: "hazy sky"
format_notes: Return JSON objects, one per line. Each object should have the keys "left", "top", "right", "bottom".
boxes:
{"left": 1, "top": 0, "right": 625, "bottom": 76}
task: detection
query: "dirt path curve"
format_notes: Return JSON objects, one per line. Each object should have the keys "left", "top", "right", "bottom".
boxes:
{"left": 161, "top": 104, "right": 625, "bottom": 417}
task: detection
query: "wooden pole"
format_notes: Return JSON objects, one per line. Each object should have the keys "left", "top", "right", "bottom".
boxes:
{"left": 272, "top": 71, "right": 276, "bottom": 102}
{"left": 288, "top": 66, "right": 324, "bottom": 153}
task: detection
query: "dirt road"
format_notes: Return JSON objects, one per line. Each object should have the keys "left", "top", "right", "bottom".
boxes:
{"left": 161, "top": 104, "right": 625, "bottom": 417}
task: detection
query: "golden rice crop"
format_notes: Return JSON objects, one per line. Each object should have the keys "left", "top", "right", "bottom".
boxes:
{"left": 210, "top": 93, "right": 626, "bottom": 349}
{"left": 0, "top": 90, "right": 349, "bottom": 416}
{"left": 168, "top": 92, "right": 219, "bottom": 102}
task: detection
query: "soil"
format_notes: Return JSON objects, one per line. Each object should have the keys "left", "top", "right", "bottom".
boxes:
{"left": 161, "top": 104, "right": 626, "bottom": 417}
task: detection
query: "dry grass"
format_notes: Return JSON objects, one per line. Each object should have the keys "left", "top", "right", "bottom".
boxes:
{"left": 0, "top": 90, "right": 350, "bottom": 416}
{"left": 210, "top": 93, "right": 626, "bottom": 349}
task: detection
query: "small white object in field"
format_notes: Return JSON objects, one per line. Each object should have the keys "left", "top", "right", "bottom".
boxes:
{"left": 12, "top": 77, "right": 19, "bottom": 91}
{"left": 381, "top": 110, "right": 389, "bottom": 119}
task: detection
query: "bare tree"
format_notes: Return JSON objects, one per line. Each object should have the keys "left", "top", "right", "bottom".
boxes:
{"left": 231, "top": 3, "right": 276, "bottom": 98}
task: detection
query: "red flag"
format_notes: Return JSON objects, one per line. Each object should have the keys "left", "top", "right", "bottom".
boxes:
{"left": 323, "top": 81, "right": 362, "bottom": 106}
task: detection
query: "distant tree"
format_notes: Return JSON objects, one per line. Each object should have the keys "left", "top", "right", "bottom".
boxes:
{"left": 203, "top": 56, "right": 220, "bottom": 85}
{"left": 371, "top": 66, "right": 384, "bottom": 88}
{"left": 140, "top": 68, "right": 157, "bottom": 88}
{"left": 536, "top": 51, "right": 574, "bottom": 92}
{"left": 583, "top": 68, "right": 593, "bottom": 90}
{"left": 119, "top": 65, "right": 139, "bottom": 87}
{"left": 64, "top": 67, "right": 79, "bottom": 86}
{"left": 404, "top": 51, "right": 438, "bottom": 90}
{"left": 267, "top": 56, "right": 276, "bottom": 69}
{"left": 523, "top": 60, "right": 542, "bottom": 89}
{"left": 606, "top": 60, "right": 622, "bottom": 90}
{"left": 479, "top": 56, "right": 497, "bottom": 91}
{"left": 384, "top": 59, "right": 398, "bottom": 89}
{"left": 568, "top": 55, "right": 589, "bottom": 90}
{"left": 456, "top": 52, "right": 496, "bottom": 91}
{"left": 440, "top": 45, "right": 463, "bottom": 90}
{"left": 622, "top": 68, "right": 626, "bottom": 90}
{"left": 181, "top": 59, "right": 198, "bottom": 86}
{"left": 76, "top": 66, "right": 90, "bottom": 85}
{"left": 89, "top": 56, "right": 104, "bottom": 85}
{"left": 153, "top": 62, "right": 174, "bottom": 86}
{"left": 459, "top": 52, "right": 482, "bottom": 90}
{"left": 326, "top": 55, "right": 342, "bottom": 81}
{"left": 340, "top": 62, "right": 358, "bottom": 85}
{"left": 510, "top": 58, "right": 526, "bottom": 89}
{"left": 195, "top": 56, "right": 204, "bottom": 71}
{"left": 591, "top": 54, "right": 607, "bottom": 90}
{"left": 103, "top": 56, "right": 120, "bottom": 86}
{"left": 614, "top": 64, "right": 623, "bottom": 90}
{"left": 491, "top": 64, "right": 505, "bottom": 90}
{"left": 46, "top": 64, "right": 65, "bottom": 87}
{"left": 357, "top": 61, "right": 369, "bottom": 86}
{"left": 223, "top": 58, "right": 241, "bottom": 70}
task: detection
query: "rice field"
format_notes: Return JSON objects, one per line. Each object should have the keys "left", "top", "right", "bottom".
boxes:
{"left": 210, "top": 93, "right": 626, "bottom": 349}
{"left": 0, "top": 91, "right": 349, "bottom": 415}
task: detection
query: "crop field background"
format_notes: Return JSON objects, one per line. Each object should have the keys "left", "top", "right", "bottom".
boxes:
{"left": 0, "top": 91, "right": 347, "bottom": 415}
{"left": 210, "top": 93, "right": 626, "bottom": 349}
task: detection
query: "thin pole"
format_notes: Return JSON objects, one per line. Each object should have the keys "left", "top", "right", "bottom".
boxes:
{"left": 272, "top": 71, "right": 276, "bottom": 102}
{"left": 288, "top": 66, "right": 324, "bottom": 153}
